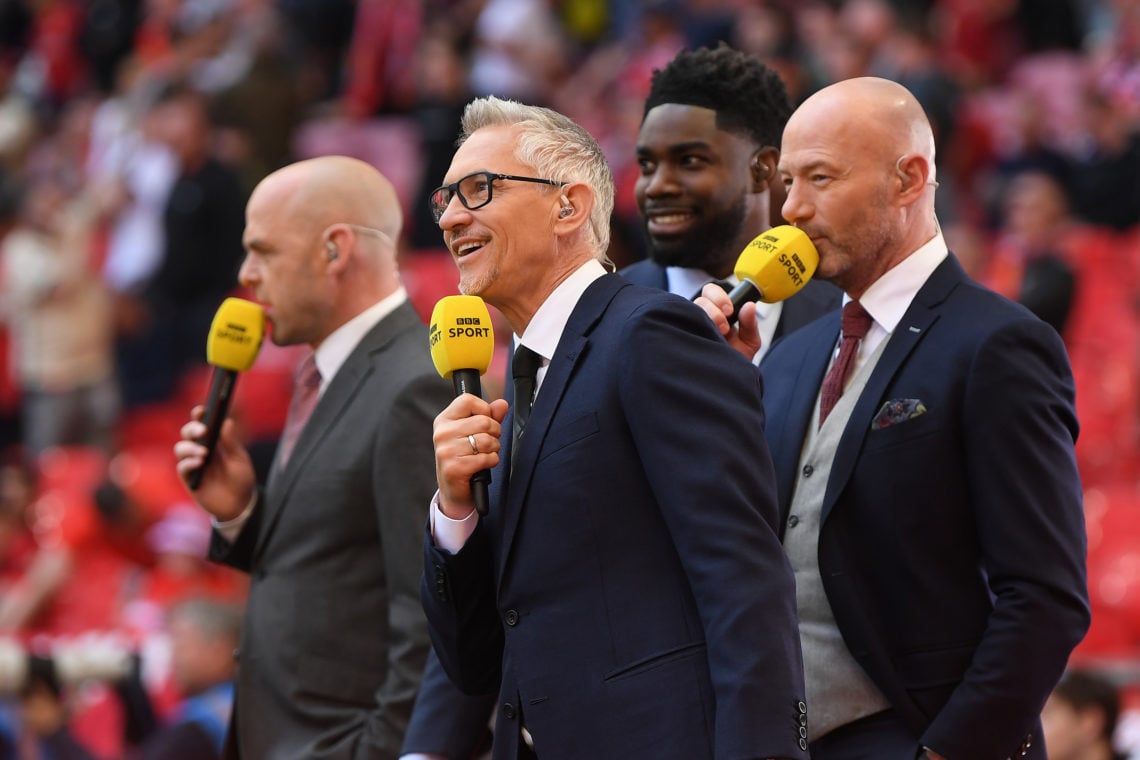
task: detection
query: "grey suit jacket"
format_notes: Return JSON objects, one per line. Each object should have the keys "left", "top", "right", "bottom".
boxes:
{"left": 210, "top": 300, "right": 454, "bottom": 760}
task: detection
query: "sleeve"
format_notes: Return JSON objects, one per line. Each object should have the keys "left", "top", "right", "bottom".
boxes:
{"left": 919, "top": 317, "right": 1090, "bottom": 758}
{"left": 618, "top": 298, "right": 808, "bottom": 759}
{"left": 420, "top": 519, "right": 504, "bottom": 697}
{"left": 207, "top": 488, "right": 264, "bottom": 575}
{"left": 401, "top": 647, "right": 496, "bottom": 759}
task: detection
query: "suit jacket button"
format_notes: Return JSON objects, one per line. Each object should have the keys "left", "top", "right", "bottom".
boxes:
{"left": 502, "top": 703, "right": 517, "bottom": 720}
{"left": 799, "top": 738, "right": 808, "bottom": 751}
{"left": 797, "top": 700, "right": 807, "bottom": 713}
{"left": 504, "top": 609, "right": 519, "bottom": 626}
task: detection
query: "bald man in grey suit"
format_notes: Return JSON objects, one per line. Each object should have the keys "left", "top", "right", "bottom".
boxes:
{"left": 175, "top": 156, "right": 484, "bottom": 758}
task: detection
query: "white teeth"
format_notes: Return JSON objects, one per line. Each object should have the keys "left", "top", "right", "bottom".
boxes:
{"left": 652, "top": 213, "right": 692, "bottom": 225}
{"left": 456, "top": 241, "right": 483, "bottom": 255}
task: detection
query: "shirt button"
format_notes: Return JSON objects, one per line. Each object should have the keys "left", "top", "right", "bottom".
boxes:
{"left": 802, "top": 464, "right": 814, "bottom": 477}
{"left": 504, "top": 609, "right": 519, "bottom": 626}
{"left": 787, "top": 515, "right": 799, "bottom": 529}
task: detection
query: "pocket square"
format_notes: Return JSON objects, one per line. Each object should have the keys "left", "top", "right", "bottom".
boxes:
{"left": 872, "top": 398, "right": 927, "bottom": 430}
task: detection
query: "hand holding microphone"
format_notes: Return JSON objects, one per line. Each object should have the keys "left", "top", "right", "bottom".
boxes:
{"left": 429, "top": 295, "right": 500, "bottom": 516}
{"left": 698, "top": 225, "right": 819, "bottom": 356}
{"left": 184, "top": 297, "right": 265, "bottom": 490}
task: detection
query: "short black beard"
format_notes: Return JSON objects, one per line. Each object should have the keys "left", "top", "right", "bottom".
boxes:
{"left": 644, "top": 194, "right": 748, "bottom": 273}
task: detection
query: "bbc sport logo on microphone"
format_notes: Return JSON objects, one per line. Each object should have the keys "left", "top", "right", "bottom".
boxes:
{"left": 214, "top": 321, "right": 256, "bottom": 345}
{"left": 429, "top": 313, "right": 491, "bottom": 349}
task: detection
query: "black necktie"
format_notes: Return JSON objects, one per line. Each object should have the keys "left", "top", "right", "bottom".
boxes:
{"left": 511, "top": 345, "right": 542, "bottom": 459}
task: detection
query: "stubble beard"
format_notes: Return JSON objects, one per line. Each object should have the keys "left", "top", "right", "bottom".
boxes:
{"left": 646, "top": 195, "right": 748, "bottom": 274}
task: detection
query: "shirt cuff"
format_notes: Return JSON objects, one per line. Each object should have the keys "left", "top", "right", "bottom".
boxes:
{"left": 429, "top": 490, "right": 478, "bottom": 554}
{"left": 211, "top": 492, "right": 258, "bottom": 542}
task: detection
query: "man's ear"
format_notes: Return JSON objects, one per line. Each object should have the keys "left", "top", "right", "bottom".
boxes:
{"left": 895, "top": 154, "right": 932, "bottom": 201}
{"left": 554, "top": 182, "right": 593, "bottom": 229}
{"left": 751, "top": 147, "right": 780, "bottom": 193}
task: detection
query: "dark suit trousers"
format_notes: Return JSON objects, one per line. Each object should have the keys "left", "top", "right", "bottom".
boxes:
{"left": 809, "top": 710, "right": 918, "bottom": 760}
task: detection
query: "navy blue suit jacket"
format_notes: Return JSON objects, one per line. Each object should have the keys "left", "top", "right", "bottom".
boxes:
{"left": 423, "top": 274, "right": 807, "bottom": 760}
{"left": 759, "top": 255, "right": 1090, "bottom": 760}
{"left": 619, "top": 259, "right": 841, "bottom": 345}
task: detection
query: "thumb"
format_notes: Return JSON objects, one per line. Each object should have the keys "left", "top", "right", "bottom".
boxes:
{"left": 736, "top": 302, "right": 763, "bottom": 356}
{"left": 489, "top": 398, "right": 510, "bottom": 423}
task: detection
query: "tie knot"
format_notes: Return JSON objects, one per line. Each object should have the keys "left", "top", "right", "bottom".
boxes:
{"left": 296, "top": 353, "right": 321, "bottom": 390}
{"left": 841, "top": 300, "right": 873, "bottom": 340}
{"left": 512, "top": 345, "right": 543, "bottom": 381}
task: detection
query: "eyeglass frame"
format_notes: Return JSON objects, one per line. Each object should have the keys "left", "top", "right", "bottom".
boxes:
{"left": 429, "top": 171, "right": 566, "bottom": 223}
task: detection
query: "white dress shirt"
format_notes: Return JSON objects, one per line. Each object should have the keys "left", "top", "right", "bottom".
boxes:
{"left": 431, "top": 259, "right": 607, "bottom": 552}
{"left": 214, "top": 287, "right": 410, "bottom": 540}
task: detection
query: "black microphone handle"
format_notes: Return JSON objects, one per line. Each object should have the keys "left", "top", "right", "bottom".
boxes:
{"left": 187, "top": 367, "right": 239, "bottom": 490}
{"left": 727, "top": 279, "right": 763, "bottom": 325}
{"left": 451, "top": 369, "right": 491, "bottom": 516}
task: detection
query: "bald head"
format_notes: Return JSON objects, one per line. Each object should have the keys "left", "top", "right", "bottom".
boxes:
{"left": 778, "top": 78, "right": 939, "bottom": 297}
{"left": 239, "top": 156, "right": 405, "bottom": 347}
{"left": 789, "top": 77, "right": 937, "bottom": 184}
{"left": 255, "top": 156, "right": 403, "bottom": 243}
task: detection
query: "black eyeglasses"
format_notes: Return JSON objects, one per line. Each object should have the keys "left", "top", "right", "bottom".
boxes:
{"left": 429, "top": 171, "right": 564, "bottom": 223}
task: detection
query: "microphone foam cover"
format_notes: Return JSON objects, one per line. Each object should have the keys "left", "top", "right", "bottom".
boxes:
{"left": 733, "top": 225, "right": 820, "bottom": 303}
{"left": 205, "top": 297, "right": 266, "bottom": 371}
{"left": 429, "top": 295, "right": 495, "bottom": 379}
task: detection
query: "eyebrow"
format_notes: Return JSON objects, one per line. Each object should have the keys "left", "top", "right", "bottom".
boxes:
{"left": 439, "top": 169, "right": 489, "bottom": 185}
{"left": 636, "top": 140, "right": 713, "bottom": 156}
{"left": 782, "top": 159, "right": 836, "bottom": 175}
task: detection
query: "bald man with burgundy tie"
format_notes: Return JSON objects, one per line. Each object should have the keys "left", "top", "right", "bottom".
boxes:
{"left": 174, "top": 156, "right": 493, "bottom": 759}
{"left": 700, "top": 78, "right": 1089, "bottom": 760}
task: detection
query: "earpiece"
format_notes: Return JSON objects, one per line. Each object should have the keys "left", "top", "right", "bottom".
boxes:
{"left": 559, "top": 207, "right": 574, "bottom": 218}
{"left": 326, "top": 242, "right": 339, "bottom": 261}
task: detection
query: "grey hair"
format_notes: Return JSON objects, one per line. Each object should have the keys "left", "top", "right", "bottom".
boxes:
{"left": 460, "top": 96, "right": 614, "bottom": 259}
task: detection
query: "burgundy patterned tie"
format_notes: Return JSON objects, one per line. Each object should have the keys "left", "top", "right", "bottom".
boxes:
{"left": 819, "top": 300, "right": 873, "bottom": 427}
{"left": 279, "top": 352, "right": 321, "bottom": 467}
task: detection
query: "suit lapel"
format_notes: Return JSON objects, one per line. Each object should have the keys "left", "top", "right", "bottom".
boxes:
{"left": 766, "top": 314, "right": 838, "bottom": 524}
{"left": 256, "top": 302, "right": 419, "bottom": 559}
{"left": 495, "top": 275, "right": 626, "bottom": 583}
{"left": 820, "top": 256, "right": 965, "bottom": 525}
{"left": 774, "top": 279, "right": 840, "bottom": 341}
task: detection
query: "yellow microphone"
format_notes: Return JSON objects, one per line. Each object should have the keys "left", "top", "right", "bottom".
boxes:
{"left": 727, "top": 224, "right": 820, "bottom": 323}
{"left": 187, "top": 297, "right": 266, "bottom": 490}
{"left": 429, "top": 295, "right": 496, "bottom": 515}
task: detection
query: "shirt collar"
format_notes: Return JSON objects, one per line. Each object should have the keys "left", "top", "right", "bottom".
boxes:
{"left": 516, "top": 259, "right": 607, "bottom": 362}
{"left": 851, "top": 231, "right": 948, "bottom": 334}
{"left": 313, "top": 286, "right": 408, "bottom": 391}
{"left": 665, "top": 266, "right": 738, "bottom": 299}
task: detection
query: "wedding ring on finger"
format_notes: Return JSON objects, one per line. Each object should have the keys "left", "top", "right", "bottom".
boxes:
{"left": 467, "top": 434, "right": 479, "bottom": 455}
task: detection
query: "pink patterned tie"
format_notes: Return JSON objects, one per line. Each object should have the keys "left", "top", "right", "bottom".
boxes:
{"left": 279, "top": 353, "right": 321, "bottom": 467}
{"left": 819, "top": 300, "right": 872, "bottom": 427}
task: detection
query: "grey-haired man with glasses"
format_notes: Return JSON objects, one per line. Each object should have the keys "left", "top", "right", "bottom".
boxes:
{"left": 412, "top": 95, "right": 806, "bottom": 760}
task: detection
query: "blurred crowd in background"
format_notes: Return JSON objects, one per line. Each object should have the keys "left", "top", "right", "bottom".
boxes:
{"left": 0, "top": 0, "right": 1139, "bottom": 757}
